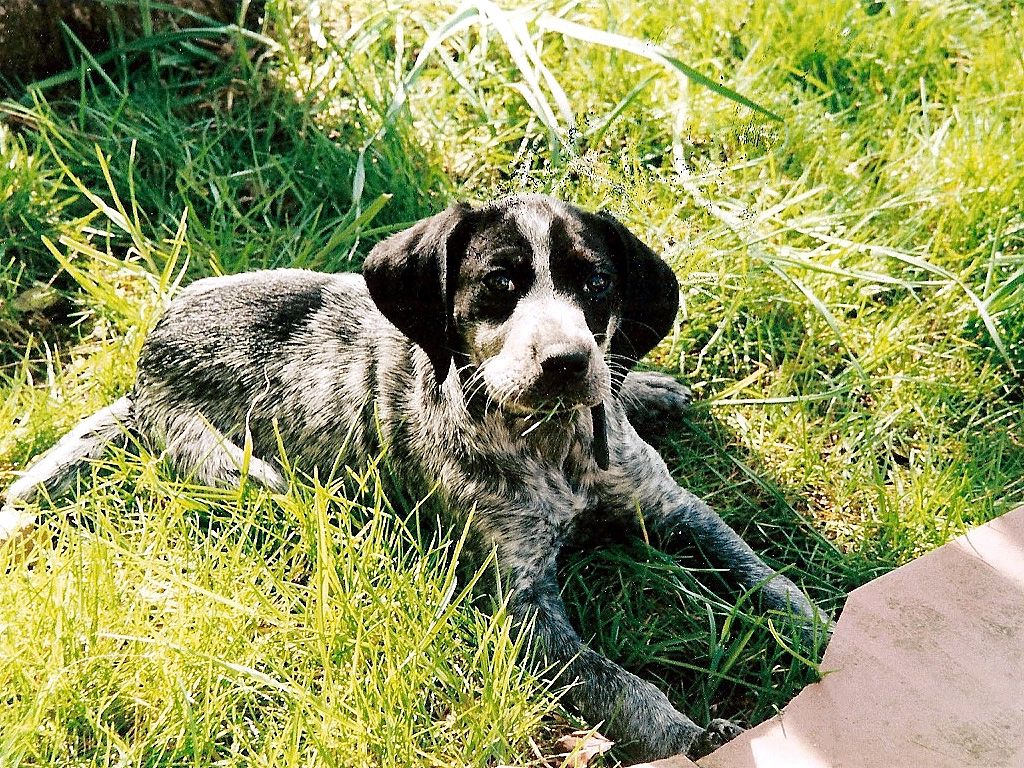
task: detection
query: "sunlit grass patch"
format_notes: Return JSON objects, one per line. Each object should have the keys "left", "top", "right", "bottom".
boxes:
{"left": 0, "top": 461, "right": 549, "bottom": 767}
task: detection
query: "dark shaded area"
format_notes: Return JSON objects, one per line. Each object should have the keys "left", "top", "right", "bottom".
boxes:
{"left": 560, "top": 404, "right": 865, "bottom": 741}
{"left": 965, "top": 312, "right": 1024, "bottom": 403}
{"left": 0, "top": 0, "right": 264, "bottom": 88}
{"left": 0, "top": 17, "right": 446, "bottom": 371}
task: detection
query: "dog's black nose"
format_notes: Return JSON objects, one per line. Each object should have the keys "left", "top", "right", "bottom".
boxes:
{"left": 540, "top": 349, "right": 590, "bottom": 382}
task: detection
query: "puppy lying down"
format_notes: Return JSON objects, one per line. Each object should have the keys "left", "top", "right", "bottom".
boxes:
{"left": 1, "top": 194, "right": 826, "bottom": 761}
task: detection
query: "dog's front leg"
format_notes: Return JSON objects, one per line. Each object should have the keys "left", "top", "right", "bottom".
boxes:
{"left": 645, "top": 485, "right": 821, "bottom": 622}
{"left": 494, "top": 535, "right": 739, "bottom": 760}
{"left": 609, "top": 426, "right": 829, "bottom": 636}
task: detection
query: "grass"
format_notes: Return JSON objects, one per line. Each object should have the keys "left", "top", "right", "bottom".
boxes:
{"left": 2, "top": 0, "right": 1023, "bottom": 764}
{"left": 2, "top": 461, "right": 548, "bottom": 765}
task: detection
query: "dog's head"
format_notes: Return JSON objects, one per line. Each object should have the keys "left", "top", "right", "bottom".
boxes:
{"left": 363, "top": 194, "right": 678, "bottom": 414}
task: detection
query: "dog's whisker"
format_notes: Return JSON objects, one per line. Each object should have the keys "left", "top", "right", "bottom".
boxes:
{"left": 520, "top": 417, "right": 545, "bottom": 437}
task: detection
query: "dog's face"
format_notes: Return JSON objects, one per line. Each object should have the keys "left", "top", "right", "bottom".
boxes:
{"left": 363, "top": 194, "right": 678, "bottom": 414}
{"left": 451, "top": 200, "right": 619, "bottom": 412}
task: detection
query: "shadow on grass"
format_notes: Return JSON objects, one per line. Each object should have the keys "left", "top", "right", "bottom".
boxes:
{"left": 0, "top": 30, "right": 446, "bottom": 368}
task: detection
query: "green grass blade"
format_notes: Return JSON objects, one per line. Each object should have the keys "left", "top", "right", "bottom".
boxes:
{"left": 537, "top": 15, "right": 783, "bottom": 122}
{"left": 765, "top": 261, "right": 866, "bottom": 379}
{"left": 793, "top": 226, "right": 1017, "bottom": 374}
{"left": 477, "top": 1, "right": 565, "bottom": 144}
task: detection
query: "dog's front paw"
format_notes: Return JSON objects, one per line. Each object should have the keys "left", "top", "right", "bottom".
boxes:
{"left": 619, "top": 371, "right": 693, "bottom": 438}
{"left": 623, "top": 370, "right": 693, "bottom": 408}
{"left": 688, "top": 718, "right": 744, "bottom": 758}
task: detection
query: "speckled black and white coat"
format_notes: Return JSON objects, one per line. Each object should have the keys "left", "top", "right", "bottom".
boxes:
{"left": 2, "top": 194, "right": 824, "bottom": 762}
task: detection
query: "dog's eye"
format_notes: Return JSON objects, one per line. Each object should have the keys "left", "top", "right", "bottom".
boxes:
{"left": 583, "top": 272, "right": 612, "bottom": 296}
{"left": 484, "top": 271, "right": 516, "bottom": 294}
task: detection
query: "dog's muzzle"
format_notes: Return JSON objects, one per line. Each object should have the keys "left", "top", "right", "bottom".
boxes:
{"left": 536, "top": 346, "right": 592, "bottom": 394}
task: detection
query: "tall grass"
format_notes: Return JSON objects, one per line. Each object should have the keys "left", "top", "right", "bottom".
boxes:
{"left": 2, "top": 0, "right": 1022, "bottom": 764}
{"left": 1, "top": 461, "right": 549, "bottom": 766}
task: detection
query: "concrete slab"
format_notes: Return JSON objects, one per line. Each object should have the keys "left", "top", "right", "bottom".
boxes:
{"left": 693, "top": 504, "right": 1024, "bottom": 768}
{"left": 634, "top": 755, "right": 700, "bottom": 768}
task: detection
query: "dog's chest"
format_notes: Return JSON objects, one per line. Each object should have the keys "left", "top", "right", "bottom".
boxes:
{"left": 472, "top": 416, "right": 602, "bottom": 518}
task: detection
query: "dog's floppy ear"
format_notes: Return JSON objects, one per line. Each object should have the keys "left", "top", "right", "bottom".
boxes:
{"left": 597, "top": 210, "right": 679, "bottom": 389}
{"left": 363, "top": 203, "right": 474, "bottom": 385}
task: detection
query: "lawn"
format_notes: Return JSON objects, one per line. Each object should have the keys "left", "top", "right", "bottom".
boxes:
{"left": 1, "top": 1, "right": 1022, "bottom": 765}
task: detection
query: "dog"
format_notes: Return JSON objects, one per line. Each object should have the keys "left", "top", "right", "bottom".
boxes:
{"left": 1, "top": 194, "right": 824, "bottom": 760}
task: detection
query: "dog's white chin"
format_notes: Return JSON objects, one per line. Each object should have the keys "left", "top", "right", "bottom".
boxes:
{"left": 491, "top": 387, "right": 608, "bottom": 416}
{"left": 477, "top": 364, "right": 611, "bottom": 416}
{"left": 499, "top": 400, "right": 579, "bottom": 417}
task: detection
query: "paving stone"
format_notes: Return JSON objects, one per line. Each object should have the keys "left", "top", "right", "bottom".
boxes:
{"left": 691, "top": 504, "right": 1024, "bottom": 768}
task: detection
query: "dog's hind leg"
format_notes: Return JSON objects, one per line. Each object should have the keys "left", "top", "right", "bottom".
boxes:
{"left": 156, "top": 411, "right": 288, "bottom": 493}
{"left": 2, "top": 395, "right": 135, "bottom": 541}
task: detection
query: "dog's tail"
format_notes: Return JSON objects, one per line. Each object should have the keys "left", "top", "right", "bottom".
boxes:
{"left": 1, "top": 395, "right": 134, "bottom": 541}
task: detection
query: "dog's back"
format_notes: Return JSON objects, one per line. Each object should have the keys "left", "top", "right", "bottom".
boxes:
{"left": 1, "top": 269, "right": 426, "bottom": 518}
{"left": 132, "top": 269, "right": 433, "bottom": 489}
